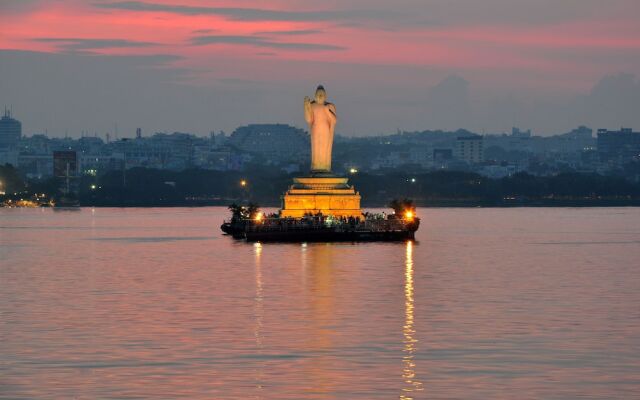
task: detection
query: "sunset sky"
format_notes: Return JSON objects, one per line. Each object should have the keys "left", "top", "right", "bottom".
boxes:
{"left": 1, "top": 0, "right": 639, "bottom": 137}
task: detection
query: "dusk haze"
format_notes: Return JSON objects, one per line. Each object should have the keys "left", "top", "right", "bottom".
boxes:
{"left": 1, "top": 1, "right": 640, "bottom": 399}
{"left": 1, "top": 0, "right": 639, "bottom": 136}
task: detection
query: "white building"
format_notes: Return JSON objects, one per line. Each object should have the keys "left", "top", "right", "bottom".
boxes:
{"left": 455, "top": 136, "right": 484, "bottom": 164}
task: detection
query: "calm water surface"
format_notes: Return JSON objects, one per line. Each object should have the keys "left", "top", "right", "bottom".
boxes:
{"left": 1, "top": 207, "right": 640, "bottom": 399}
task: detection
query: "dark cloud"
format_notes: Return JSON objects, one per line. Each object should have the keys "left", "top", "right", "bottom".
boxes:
{"left": 2, "top": 49, "right": 639, "bottom": 137}
{"left": 191, "top": 35, "right": 345, "bottom": 51}
{"left": 0, "top": 0, "right": 41, "bottom": 13}
{"left": 95, "top": 1, "right": 391, "bottom": 22}
{"left": 330, "top": 0, "right": 637, "bottom": 28}
{"left": 33, "top": 37, "right": 158, "bottom": 51}
{"left": 217, "top": 78, "right": 263, "bottom": 85}
{"left": 254, "top": 29, "right": 322, "bottom": 36}
{"left": 0, "top": 49, "right": 200, "bottom": 136}
{"left": 572, "top": 73, "right": 640, "bottom": 129}
{"left": 95, "top": 0, "right": 639, "bottom": 30}
{"left": 473, "top": 73, "right": 640, "bottom": 134}
{"left": 425, "top": 75, "right": 472, "bottom": 130}
{"left": 103, "top": 53, "right": 184, "bottom": 65}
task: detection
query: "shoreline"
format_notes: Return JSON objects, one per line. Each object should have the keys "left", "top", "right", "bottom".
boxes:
{"left": 4, "top": 201, "right": 640, "bottom": 209}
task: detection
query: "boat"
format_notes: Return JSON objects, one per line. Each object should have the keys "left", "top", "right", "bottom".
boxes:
{"left": 221, "top": 214, "right": 420, "bottom": 242}
{"left": 219, "top": 86, "right": 422, "bottom": 243}
{"left": 53, "top": 195, "right": 81, "bottom": 209}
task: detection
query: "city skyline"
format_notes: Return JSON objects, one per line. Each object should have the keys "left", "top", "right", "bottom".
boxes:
{"left": 1, "top": 0, "right": 639, "bottom": 137}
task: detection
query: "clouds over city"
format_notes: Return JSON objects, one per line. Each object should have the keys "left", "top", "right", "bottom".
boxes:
{"left": 190, "top": 34, "right": 345, "bottom": 51}
{"left": 94, "top": 1, "right": 390, "bottom": 22}
{"left": 0, "top": 0, "right": 639, "bottom": 136}
{"left": 33, "top": 37, "right": 158, "bottom": 52}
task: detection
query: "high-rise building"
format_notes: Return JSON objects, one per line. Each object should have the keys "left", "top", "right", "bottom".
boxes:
{"left": 597, "top": 128, "right": 640, "bottom": 163}
{"left": 455, "top": 135, "right": 484, "bottom": 164}
{"left": 0, "top": 109, "right": 22, "bottom": 149}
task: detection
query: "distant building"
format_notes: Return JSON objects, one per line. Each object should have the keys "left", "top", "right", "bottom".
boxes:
{"left": 110, "top": 132, "right": 194, "bottom": 170}
{"left": 479, "top": 163, "right": 520, "bottom": 179}
{"left": 0, "top": 109, "right": 22, "bottom": 149}
{"left": 53, "top": 151, "right": 78, "bottom": 178}
{"left": 76, "top": 136, "right": 105, "bottom": 153}
{"left": 433, "top": 148, "right": 453, "bottom": 161}
{"left": 565, "top": 126, "right": 593, "bottom": 141}
{"left": 228, "top": 124, "right": 309, "bottom": 164}
{"left": 193, "top": 146, "right": 235, "bottom": 171}
{"left": 79, "top": 154, "right": 125, "bottom": 176}
{"left": 20, "top": 134, "right": 52, "bottom": 155}
{"left": 370, "top": 151, "right": 409, "bottom": 170}
{"left": 18, "top": 154, "right": 53, "bottom": 179}
{"left": 455, "top": 135, "right": 484, "bottom": 164}
{"left": 511, "top": 127, "right": 531, "bottom": 138}
{"left": 553, "top": 126, "right": 594, "bottom": 154}
{"left": 597, "top": 128, "right": 640, "bottom": 163}
{"left": 0, "top": 149, "right": 18, "bottom": 167}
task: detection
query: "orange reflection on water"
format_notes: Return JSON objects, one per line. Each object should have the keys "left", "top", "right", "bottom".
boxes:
{"left": 4, "top": 208, "right": 640, "bottom": 398}
{"left": 304, "top": 243, "right": 337, "bottom": 396}
{"left": 401, "top": 240, "right": 423, "bottom": 399}
{"left": 253, "top": 242, "right": 264, "bottom": 394}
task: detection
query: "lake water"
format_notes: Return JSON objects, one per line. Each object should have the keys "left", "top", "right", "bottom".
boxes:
{"left": 1, "top": 207, "right": 639, "bottom": 399}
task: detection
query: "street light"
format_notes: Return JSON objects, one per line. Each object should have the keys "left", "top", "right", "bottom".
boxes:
{"left": 240, "top": 179, "right": 247, "bottom": 187}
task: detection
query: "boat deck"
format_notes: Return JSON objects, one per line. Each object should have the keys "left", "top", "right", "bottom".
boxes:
{"left": 222, "top": 216, "right": 420, "bottom": 242}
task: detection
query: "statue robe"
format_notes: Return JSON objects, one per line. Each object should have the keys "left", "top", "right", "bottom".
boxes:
{"left": 306, "top": 101, "right": 336, "bottom": 173}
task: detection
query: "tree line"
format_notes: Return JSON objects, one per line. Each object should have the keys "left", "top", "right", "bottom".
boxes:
{"left": 2, "top": 163, "right": 639, "bottom": 207}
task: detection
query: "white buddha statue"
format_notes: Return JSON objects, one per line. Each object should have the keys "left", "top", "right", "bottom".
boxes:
{"left": 304, "top": 85, "right": 337, "bottom": 173}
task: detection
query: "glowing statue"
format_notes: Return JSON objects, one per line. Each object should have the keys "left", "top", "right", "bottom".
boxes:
{"left": 304, "top": 85, "right": 337, "bottom": 173}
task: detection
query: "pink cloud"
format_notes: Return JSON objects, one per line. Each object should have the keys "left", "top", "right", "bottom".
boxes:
{"left": 0, "top": 0, "right": 638, "bottom": 93}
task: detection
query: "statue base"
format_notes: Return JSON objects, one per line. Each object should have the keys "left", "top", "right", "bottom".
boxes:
{"left": 280, "top": 175, "right": 363, "bottom": 219}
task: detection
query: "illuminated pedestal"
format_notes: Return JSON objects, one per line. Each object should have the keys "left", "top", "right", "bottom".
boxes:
{"left": 280, "top": 176, "right": 363, "bottom": 219}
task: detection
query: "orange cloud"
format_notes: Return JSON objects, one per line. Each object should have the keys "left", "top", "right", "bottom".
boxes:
{"left": 0, "top": 0, "right": 638, "bottom": 91}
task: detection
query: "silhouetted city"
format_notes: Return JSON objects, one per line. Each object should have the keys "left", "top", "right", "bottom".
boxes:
{"left": 1, "top": 109, "right": 639, "bottom": 207}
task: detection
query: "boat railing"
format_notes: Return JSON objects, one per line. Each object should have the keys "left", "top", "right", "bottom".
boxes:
{"left": 241, "top": 217, "right": 411, "bottom": 233}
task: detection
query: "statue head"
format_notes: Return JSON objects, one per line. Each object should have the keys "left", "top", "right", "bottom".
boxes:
{"left": 315, "top": 85, "right": 326, "bottom": 104}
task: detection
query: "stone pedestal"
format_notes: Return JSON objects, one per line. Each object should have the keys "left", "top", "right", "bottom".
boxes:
{"left": 280, "top": 176, "right": 362, "bottom": 219}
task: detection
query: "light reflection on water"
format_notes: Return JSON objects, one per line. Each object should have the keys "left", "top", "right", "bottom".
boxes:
{"left": 401, "top": 240, "right": 423, "bottom": 399}
{"left": 254, "top": 242, "right": 264, "bottom": 396}
{"left": 1, "top": 207, "right": 640, "bottom": 399}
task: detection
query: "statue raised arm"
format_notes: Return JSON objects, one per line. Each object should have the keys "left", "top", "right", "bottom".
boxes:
{"left": 304, "top": 96, "right": 313, "bottom": 125}
{"left": 304, "top": 85, "right": 336, "bottom": 173}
